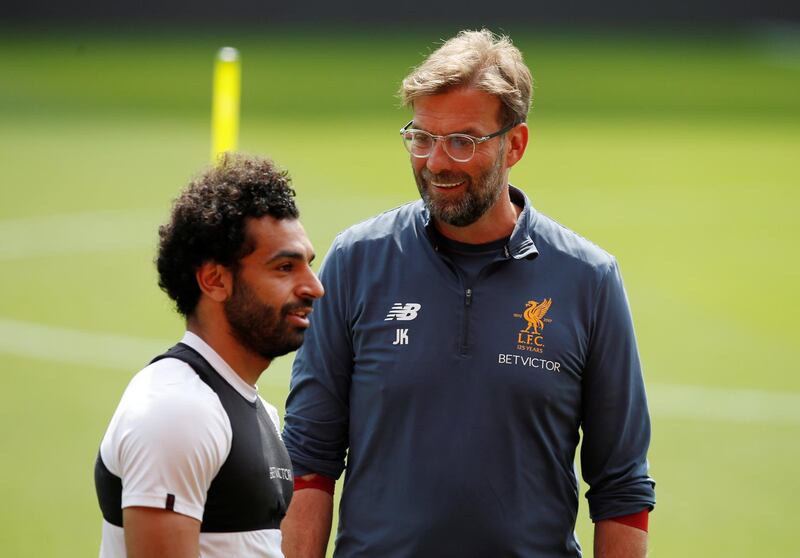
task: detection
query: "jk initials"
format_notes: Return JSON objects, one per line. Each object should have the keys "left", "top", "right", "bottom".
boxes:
{"left": 393, "top": 329, "right": 409, "bottom": 345}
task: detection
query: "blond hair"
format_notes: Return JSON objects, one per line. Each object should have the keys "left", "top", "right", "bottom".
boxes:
{"left": 399, "top": 29, "right": 532, "bottom": 126}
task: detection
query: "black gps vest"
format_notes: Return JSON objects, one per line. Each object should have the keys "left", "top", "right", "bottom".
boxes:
{"left": 94, "top": 342, "right": 293, "bottom": 531}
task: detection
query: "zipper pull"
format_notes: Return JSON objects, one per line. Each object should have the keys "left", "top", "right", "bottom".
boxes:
{"left": 465, "top": 288, "right": 472, "bottom": 307}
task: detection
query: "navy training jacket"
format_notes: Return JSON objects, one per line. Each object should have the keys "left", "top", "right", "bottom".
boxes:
{"left": 284, "top": 186, "right": 655, "bottom": 557}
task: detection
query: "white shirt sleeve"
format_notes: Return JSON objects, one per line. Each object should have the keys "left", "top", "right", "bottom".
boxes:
{"left": 99, "top": 358, "right": 232, "bottom": 521}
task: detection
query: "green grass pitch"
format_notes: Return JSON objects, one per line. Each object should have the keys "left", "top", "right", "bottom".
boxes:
{"left": 0, "top": 26, "right": 798, "bottom": 556}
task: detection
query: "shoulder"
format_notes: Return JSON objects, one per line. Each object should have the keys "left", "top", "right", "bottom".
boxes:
{"left": 329, "top": 201, "right": 423, "bottom": 255}
{"left": 102, "top": 358, "right": 232, "bottom": 471}
{"left": 317, "top": 201, "right": 426, "bottom": 285}
{"left": 122, "top": 357, "right": 225, "bottom": 418}
{"left": 530, "top": 210, "right": 616, "bottom": 275}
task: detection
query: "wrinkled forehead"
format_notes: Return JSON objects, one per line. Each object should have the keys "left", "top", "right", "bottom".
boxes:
{"left": 411, "top": 87, "right": 503, "bottom": 134}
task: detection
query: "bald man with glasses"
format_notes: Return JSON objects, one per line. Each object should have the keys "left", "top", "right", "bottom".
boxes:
{"left": 281, "top": 29, "right": 656, "bottom": 558}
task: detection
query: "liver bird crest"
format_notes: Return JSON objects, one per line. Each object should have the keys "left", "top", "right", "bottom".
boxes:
{"left": 521, "top": 298, "right": 552, "bottom": 335}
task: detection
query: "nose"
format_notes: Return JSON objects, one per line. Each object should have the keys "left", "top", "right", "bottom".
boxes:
{"left": 425, "top": 138, "right": 452, "bottom": 175}
{"left": 298, "top": 267, "right": 325, "bottom": 301}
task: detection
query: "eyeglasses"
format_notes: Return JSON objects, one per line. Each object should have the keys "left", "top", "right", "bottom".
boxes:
{"left": 400, "top": 120, "right": 518, "bottom": 163}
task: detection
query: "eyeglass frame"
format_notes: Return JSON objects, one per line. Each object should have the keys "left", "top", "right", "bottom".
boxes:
{"left": 399, "top": 119, "right": 520, "bottom": 163}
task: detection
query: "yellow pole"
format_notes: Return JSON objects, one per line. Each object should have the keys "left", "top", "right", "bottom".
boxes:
{"left": 211, "top": 47, "right": 241, "bottom": 163}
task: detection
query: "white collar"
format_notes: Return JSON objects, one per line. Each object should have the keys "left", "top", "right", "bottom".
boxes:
{"left": 180, "top": 331, "right": 258, "bottom": 403}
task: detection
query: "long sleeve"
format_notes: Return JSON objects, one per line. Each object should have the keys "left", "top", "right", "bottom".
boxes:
{"left": 283, "top": 236, "right": 353, "bottom": 479}
{"left": 580, "top": 259, "right": 656, "bottom": 521}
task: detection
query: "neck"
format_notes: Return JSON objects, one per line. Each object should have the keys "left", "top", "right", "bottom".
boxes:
{"left": 187, "top": 315, "right": 270, "bottom": 387}
{"left": 434, "top": 185, "right": 522, "bottom": 244}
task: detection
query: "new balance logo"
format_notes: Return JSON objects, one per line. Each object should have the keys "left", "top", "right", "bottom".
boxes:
{"left": 384, "top": 303, "right": 421, "bottom": 321}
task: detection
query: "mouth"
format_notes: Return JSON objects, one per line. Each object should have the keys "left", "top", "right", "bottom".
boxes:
{"left": 430, "top": 180, "right": 466, "bottom": 190}
{"left": 285, "top": 305, "right": 313, "bottom": 328}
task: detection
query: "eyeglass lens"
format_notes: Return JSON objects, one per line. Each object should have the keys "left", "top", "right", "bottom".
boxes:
{"left": 402, "top": 130, "right": 476, "bottom": 162}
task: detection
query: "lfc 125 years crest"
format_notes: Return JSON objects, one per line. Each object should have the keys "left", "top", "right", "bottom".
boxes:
{"left": 512, "top": 298, "right": 552, "bottom": 353}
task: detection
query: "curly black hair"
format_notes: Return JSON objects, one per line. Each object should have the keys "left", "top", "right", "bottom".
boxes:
{"left": 156, "top": 153, "right": 299, "bottom": 317}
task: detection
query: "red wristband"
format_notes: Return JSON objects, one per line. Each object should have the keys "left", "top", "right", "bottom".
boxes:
{"left": 609, "top": 509, "right": 649, "bottom": 532}
{"left": 293, "top": 475, "right": 335, "bottom": 496}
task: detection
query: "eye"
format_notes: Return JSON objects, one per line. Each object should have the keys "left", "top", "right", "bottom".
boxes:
{"left": 410, "top": 132, "right": 433, "bottom": 149}
{"left": 277, "top": 262, "right": 294, "bottom": 272}
{"left": 447, "top": 135, "right": 474, "bottom": 152}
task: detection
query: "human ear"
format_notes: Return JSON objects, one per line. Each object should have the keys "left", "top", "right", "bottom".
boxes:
{"left": 505, "top": 123, "right": 529, "bottom": 169}
{"left": 195, "top": 262, "right": 233, "bottom": 303}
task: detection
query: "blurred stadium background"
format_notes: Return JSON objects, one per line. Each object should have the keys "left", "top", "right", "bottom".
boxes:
{"left": 1, "top": 1, "right": 799, "bottom": 556}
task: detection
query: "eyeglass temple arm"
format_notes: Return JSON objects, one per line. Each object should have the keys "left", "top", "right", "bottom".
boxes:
{"left": 476, "top": 120, "right": 520, "bottom": 142}
{"left": 401, "top": 119, "right": 521, "bottom": 138}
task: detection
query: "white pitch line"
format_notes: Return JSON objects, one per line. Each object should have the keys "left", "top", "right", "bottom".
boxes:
{"left": 647, "top": 382, "right": 800, "bottom": 426}
{"left": 1, "top": 317, "right": 799, "bottom": 426}
{"left": 0, "top": 316, "right": 293, "bottom": 390}
{"left": 0, "top": 317, "right": 168, "bottom": 371}
{"left": 0, "top": 209, "right": 164, "bottom": 261}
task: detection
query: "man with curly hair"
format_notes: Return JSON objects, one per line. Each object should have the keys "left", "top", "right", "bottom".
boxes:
{"left": 94, "top": 153, "right": 324, "bottom": 558}
{"left": 282, "top": 30, "right": 655, "bottom": 557}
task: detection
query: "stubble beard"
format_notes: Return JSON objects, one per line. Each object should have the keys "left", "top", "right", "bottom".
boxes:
{"left": 414, "top": 147, "right": 506, "bottom": 228}
{"left": 223, "top": 274, "right": 311, "bottom": 361}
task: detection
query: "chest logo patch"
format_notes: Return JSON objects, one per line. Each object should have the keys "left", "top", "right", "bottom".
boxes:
{"left": 384, "top": 302, "right": 422, "bottom": 321}
{"left": 512, "top": 298, "right": 553, "bottom": 353}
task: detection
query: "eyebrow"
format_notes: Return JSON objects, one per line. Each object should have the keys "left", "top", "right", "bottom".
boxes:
{"left": 412, "top": 122, "right": 483, "bottom": 137}
{"left": 266, "top": 250, "right": 316, "bottom": 264}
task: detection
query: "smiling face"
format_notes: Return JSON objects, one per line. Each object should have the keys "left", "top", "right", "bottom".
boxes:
{"left": 410, "top": 87, "right": 513, "bottom": 228}
{"left": 223, "top": 216, "right": 324, "bottom": 360}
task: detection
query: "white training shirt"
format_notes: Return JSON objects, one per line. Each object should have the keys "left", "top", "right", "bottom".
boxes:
{"left": 98, "top": 331, "right": 284, "bottom": 557}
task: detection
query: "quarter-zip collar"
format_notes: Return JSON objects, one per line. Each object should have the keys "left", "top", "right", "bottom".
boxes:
{"left": 507, "top": 185, "right": 539, "bottom": 260}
